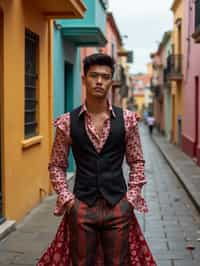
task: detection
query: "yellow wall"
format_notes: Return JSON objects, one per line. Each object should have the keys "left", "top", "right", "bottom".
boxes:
{"left": 0, "top": 0, "right": 51, "bottom": 221}
{"left": 0, "top": 9, "right": 4, "bottom": 215}
{"left": 171, "top": 0, "right": 183, "bottom": 144}
{"left": 135, "top": 95, "right": 145, "bottom": 115}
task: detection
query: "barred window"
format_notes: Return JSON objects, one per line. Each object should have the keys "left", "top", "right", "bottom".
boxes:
{"left": 24, "top": 29, "right": 39, "bottom": 138}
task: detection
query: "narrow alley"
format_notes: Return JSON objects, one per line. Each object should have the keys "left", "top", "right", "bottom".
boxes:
{"left": 0, "top": 124, "right": 199, "bottom": 266}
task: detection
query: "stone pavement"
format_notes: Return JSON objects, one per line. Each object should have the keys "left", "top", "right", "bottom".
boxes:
{"left": 152, "top": 129, "right": 200, "bottom": 213}
{"left": 139, "top": 125, "right": 200, "bottom": 265}
{"left": 0, "top": 124, "right": 200, "bottom": 265}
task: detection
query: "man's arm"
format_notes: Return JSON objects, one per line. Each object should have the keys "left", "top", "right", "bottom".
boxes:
{"left": 48, "top": 114, "right": 75, "bottom": 216}
{"left": 125, "top": 111, "right": 148, "bottom": 213}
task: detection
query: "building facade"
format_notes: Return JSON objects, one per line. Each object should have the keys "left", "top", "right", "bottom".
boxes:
{"left": 53, "top": 0, "right": 107, "bottom": 171}
{"left": 168, "top": 0, "right": 183, "bottom": 145}
{"left": 182, "top": 0, "right": 200, "bottom": 165}
{"left": 0, "top": 0, "right": 86, "bottom": 223}
{"left": 130, "top": 74, "right": 152, "bottom": 117}
{"left": 150, "top": 52, "right": 164, "bottom": 131}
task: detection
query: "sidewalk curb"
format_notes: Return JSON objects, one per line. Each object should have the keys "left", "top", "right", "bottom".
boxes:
{"left": 152, "top": 136, "right": 200, "bottom": 213}
{"left": 0, "top": 172, "right": 75, "bottom": 242}
{"left": 0, "top": 220, "right": 16, "bottom": 241}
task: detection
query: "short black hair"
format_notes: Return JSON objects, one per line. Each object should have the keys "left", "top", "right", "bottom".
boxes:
{"left": 83, "top": 53, "right": 115, "bottom": 77}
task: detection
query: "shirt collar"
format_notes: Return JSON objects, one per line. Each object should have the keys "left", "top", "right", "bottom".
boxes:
{"left": 79, "top": 101, "right": 116, "bottom": 118}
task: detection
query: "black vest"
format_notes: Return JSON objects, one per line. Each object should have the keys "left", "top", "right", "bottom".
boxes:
{"left": 70, "top": 105, "right": 127, "bottom": 207}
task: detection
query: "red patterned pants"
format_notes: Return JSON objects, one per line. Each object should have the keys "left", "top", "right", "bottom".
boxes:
{"left": 68, "top": 195, "right": 132, "bottom": 266}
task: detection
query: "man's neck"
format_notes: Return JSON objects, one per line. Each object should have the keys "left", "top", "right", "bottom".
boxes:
{"left": 85, "top": 97, "right": 108, "bottom": 114}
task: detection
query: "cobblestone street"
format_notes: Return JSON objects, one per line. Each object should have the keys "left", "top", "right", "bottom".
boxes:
{"left": 0, "top": 124, "right": 200, "bottom": 265}
{"left": 138, "top": 124, "right": 200, "bottom": 266}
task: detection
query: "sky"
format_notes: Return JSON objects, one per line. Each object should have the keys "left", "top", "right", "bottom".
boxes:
{"left": 108, "top": 0, "right": 173, "bottom": 74}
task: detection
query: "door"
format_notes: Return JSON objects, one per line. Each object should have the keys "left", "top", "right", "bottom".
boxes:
{"left": 64, "top": 62, "right": 73, "bottom": 113}
{"left": 64, "top": 62, "right": 74, "bottom": 172}
{"left": 0, "top": 9, "right": 4, "bottom": 223}
{"left": 194, "top": 76, "right": 199, "bottom": 158}
{"left": 171, "top": 95, "right": 176, "bottom": 143}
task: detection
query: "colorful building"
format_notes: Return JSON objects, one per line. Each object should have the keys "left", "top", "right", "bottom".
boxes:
{"left": 53, "top": 0, "right": 107, "bottom": 171}
{"left": 151, "top": 31, "right": 172, "bottom": 137}
{"left": 150, "top": 51, "right": 163, "bottom": 131}
{"left": 80, "top": 11, "right": 133, "bottom": 109}
{"left": 104, "top": 12, "right": 123, "bottom": 106}
{"left": 167, "top": 0, "right": 183, "bottom": 145}
{"left": 182, "top": 0, "right": 200, "bottom": 165}
{"left": 130, "top": 74, "right": 151, "bottom": 116}
{"left": 0, "top": 0, "right": 86, "bottom": 223}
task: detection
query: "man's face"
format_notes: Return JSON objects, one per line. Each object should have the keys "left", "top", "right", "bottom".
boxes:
{"left": 83, "top": 65, "right": 113, "bottom": 99}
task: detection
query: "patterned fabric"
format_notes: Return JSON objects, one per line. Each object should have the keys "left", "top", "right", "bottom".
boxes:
{"left": 37, "top": 103, "right": 157, "bottom": 265}
{"left": 68, "top": 196, "right": 132, "bottom": 266}
{"left": 49, "top": 103, "right": 148, "bottom": 216}
{"left": 37, "top": 207, "right": 156, "bottom": 266}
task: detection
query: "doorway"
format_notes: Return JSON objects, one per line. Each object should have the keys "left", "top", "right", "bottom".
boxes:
{"left": 0, "top": 9, "right": 4, "bottom": 223}
{"left": 64, "top": 62, "right": 73, "bottom": 113}
{"left": 194, "top": 76, "right": 199, "bottom": 158}
{"left": 64, "top": 62, "right": 74, "bottom": 172}
{"left": 171, "top": 95, "right": 176, "bottom": 143}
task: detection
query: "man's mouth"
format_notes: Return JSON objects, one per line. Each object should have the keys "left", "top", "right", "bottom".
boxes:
{"left": 94, "top": 87, "right": 104, "bottom": 92}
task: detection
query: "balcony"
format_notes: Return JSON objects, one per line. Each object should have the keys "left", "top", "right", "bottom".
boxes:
{"left": 166, "top": 54, "right": 183, "bottom": 81}
{"left": 192, "top": 0, "right": 200, "bottom": 43}
{"left": 35, "top": 0, "right": 86, "bottom": 19}
{"left": 163, "top": 68, "right": 171, "bottom": 89}
{"left": 59, "top": 0, "right": 107, "bottom": 46}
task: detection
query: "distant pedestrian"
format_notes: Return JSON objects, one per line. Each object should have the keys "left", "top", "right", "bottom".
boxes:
{"left": 37, "top": 53, "right": 156, "bottom": 266}
{"left": 147, "top": 113, "right": 155, "bottom": 135}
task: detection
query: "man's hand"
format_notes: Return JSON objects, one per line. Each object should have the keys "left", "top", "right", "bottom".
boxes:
{"left": 65, "top": 199, "right": 75, "bottom": 215}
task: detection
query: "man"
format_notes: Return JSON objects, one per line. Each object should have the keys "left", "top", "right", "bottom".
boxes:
{"left": 147, "top": 113, "right": 155, "bottom": 136}
{"left": 37, "top": 53, "right": 156, "bottom": 266}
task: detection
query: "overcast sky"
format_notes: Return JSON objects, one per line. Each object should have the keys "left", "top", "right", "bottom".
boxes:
{"left": 109, "top": 0, "right": 173, "bottom": 74}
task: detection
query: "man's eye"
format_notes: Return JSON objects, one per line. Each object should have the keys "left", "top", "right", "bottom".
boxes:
{"left": 102, "top": 75, "right": 111, "bottom": 80}
{"left": 90, "top": 73, "right": 98, "bottom": 78}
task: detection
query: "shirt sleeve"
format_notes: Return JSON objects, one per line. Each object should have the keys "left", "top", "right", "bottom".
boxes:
{"left": 48, "top": 113, "right": 75, "bottom": 216}
{"left": 124, "top": 111, "right": 148, "bottom": 213}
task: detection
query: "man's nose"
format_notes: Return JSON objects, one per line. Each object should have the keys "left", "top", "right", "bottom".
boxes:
{"left": 97, "top": 75, "right": 103, "bottom": 83}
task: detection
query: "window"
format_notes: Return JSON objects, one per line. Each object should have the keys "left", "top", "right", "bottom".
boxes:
{"left": 111, "top": 43, "right": 115, "bottom": 59}
{"left": 24, "top": 29, "right": 39, "bottom": 138}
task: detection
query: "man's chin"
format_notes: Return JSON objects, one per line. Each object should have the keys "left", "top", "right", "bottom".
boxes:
{"left": 93, "top": 93, "right": 107, "bottom": 99}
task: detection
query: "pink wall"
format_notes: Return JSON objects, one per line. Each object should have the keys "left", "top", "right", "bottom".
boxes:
{"left": 80, "top": 47, "right": 97, "bottom": 102}
{"left": 80, "top": 16, "right": 121, "bottom": 103}
{"left": 104, "top": 18, "right": 120, "bottom": 58}
{"left": 182, "top": 0, "right": 200, "bottom": 162}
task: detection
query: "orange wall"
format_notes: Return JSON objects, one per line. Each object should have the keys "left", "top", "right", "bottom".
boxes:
{"left": 0, "top": 0, "right": 51, "bottom": 221}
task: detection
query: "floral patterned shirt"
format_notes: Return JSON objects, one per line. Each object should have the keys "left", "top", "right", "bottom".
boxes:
{"left": 49, "top": 103, "right": 148, "bottom": 216}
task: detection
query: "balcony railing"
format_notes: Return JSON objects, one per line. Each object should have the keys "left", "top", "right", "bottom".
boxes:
{"left": 166, "top": 54, "right": 183, "bottom": 80}
{"left": 163, "top": 68, "right": 171, "bottom": 88}
{"left": 192, "top": 0, "right": 200, "bottom": 42}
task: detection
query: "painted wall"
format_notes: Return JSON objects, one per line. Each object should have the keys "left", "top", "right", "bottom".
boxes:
{"left": 80, "top": 47, "right": 98, "bottom": 102}
{"left": 80, "top": 12, "right": 122, "bottom": 104}
{"left": 53, "top": 28, "right": 65, "bottom": 118}
{"left": 182, "top": 0, "right": 200, "bottom": 163}
{"left": 59, "top": 0, "right": 106, "bottom": 33}
{"left": 171, "top": 0, "right": 183, "bottom": 144}
{"left": 53, "top": 26, "right": 82, "bottom": 171}
{"left": 134, "top": 95, "right": 145, "bottom": 115}
{"left": 0, "top": 0, "right": 51, "bottom": 221}
{"left": 104, "top": 17, "right": 120, "bottom": 59}
{"left": 164, "top": 36, "right": 172, "bottom": 141}
{"left": 53, "top": 30, "right": 81, "bottom": 117}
